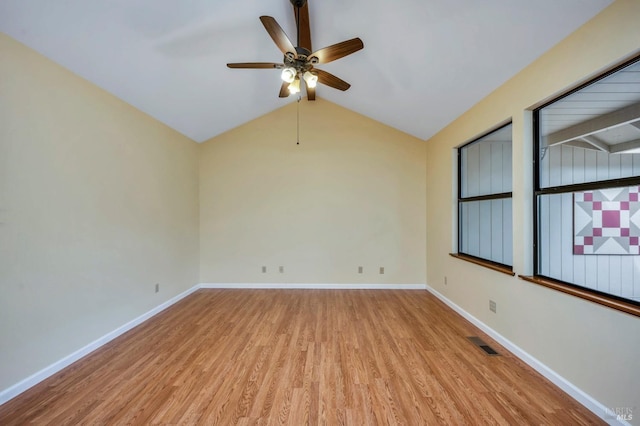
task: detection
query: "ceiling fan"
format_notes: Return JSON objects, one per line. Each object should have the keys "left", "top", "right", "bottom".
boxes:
{"left": 226, "top": 0, "right": 364, "bottom": 101}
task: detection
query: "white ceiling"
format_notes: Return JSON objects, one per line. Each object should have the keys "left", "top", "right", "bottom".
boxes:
{"left": 0, "top": 0, "right": 614, "bottom": 143}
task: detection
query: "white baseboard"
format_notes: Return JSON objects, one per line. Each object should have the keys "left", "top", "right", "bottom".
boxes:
{"left": 425, "top": 284, "right": 629, "bottom": 426}
{"left": 0, "top": 285, "right": 199, "bottom": 406}
{"left": 199, "top": 283, "right": 427, "bottom": 290}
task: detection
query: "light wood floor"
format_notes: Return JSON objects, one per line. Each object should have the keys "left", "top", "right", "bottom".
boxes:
{"left": 0, "top": 289, "right": 603, "bottom": 425}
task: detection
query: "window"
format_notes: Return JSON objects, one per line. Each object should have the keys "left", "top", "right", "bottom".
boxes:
{"left": 458, "top": 123, "right": 513, "bottom": 269}
{"left": 533, "top": 56, "right": 640, "bottom": 313}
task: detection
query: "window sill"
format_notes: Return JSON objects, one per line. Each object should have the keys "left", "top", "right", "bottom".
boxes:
{"left": 519, "top": 275, "right": 640, "bottom": 318}
{"left": 449, "top": 253, "right": 515, "bottom": 276}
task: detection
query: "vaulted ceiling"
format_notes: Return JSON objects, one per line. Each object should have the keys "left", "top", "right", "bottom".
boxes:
{"left": 0, "top": 0, "right": 614, "bottom": 142}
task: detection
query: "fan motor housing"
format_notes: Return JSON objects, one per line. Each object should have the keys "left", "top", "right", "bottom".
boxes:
{"left": 295, "top": 46, "right": 311, "bottom": 57}
{"left": 283, "top": 53, "right": 313, "bottom": 74}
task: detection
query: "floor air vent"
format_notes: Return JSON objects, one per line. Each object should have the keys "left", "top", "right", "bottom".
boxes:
{"left": 467, "top": 336, "right": 500, "bottom": 356}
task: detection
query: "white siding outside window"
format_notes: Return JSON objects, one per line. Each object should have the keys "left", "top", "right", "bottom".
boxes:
{"left": 459, "top": 124, "right": 513, "bottom": 266}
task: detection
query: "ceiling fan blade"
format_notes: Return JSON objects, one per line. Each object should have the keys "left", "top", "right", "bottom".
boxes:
{"left": 306, "top": 84, "right": 316, "bottom": 101}
{"left": 294, "top": 2, "right": 312, "bottom": 52}
{"left": 310, "top": 38, "right": 364, "bottom": 64}
{"left": 227, "top": 62, "right": 283, "bottom": 69}
{"left": 315, "top": 69, "right": 351, "bottom": 91}
{"left": 279, "top": 81, "right": 290, "bottom": 98}
{"left": 259, "top": 16, "right": 297, "bottom": 58}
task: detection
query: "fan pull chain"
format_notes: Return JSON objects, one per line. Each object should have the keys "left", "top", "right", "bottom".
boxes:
{"left": 296, "top": 95, "right": 301, "bottom": 145}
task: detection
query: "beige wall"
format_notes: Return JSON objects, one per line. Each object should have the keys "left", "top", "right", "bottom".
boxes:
{"left": 0, "top": 34, "right": 200, "bottom": 390}
{"left": 199, "top": 99, "right": 426, "bottom": 285}
{"left": 425, "top": 0, "right": 640, "bottom": 413}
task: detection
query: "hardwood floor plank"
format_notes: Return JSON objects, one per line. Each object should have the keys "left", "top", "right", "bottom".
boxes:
{"left": 0, "top": 289, "right": 604, "bottom": 425}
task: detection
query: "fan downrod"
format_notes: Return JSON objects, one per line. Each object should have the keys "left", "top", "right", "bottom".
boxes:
{"left": 290, "top": 0, "right": 307, "bottom": 8}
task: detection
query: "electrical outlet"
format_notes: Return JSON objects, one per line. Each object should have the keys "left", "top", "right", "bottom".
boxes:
{"left": 279, "top": 266, "right": 284, "bottom": 273}
{"left": 155, "top": 283, "right": 159, "bottom": 293}
{"left": 489, "top": 300, "right": 496, "bottom": 313}
{"left": 358, "top": 266, "right": 363, "bottom": 274}
{"left": 379, "top": 267, "right": 385, "bottom": 274}
{"left": 262, "top": 266, "right": 267, "bottom": 273}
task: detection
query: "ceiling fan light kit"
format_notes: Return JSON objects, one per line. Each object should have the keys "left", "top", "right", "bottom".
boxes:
{"left": 226, "top": 0, "right": 364, "bottom": 101}
{"left": 288, "top": 78, "right": 301, "bottom": 94}
{"left": 281, "top": 67, "right": 297, "bottom": 83}
{"left": 303, "top": 71, "right": 318, "bottom": 88}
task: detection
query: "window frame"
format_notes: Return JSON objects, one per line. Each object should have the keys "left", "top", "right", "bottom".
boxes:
{"left": 456, "top": 122, "right": 514, "bottom": 273}
{"left": 530, "top": 55, "right": 640, "bottom": 317}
